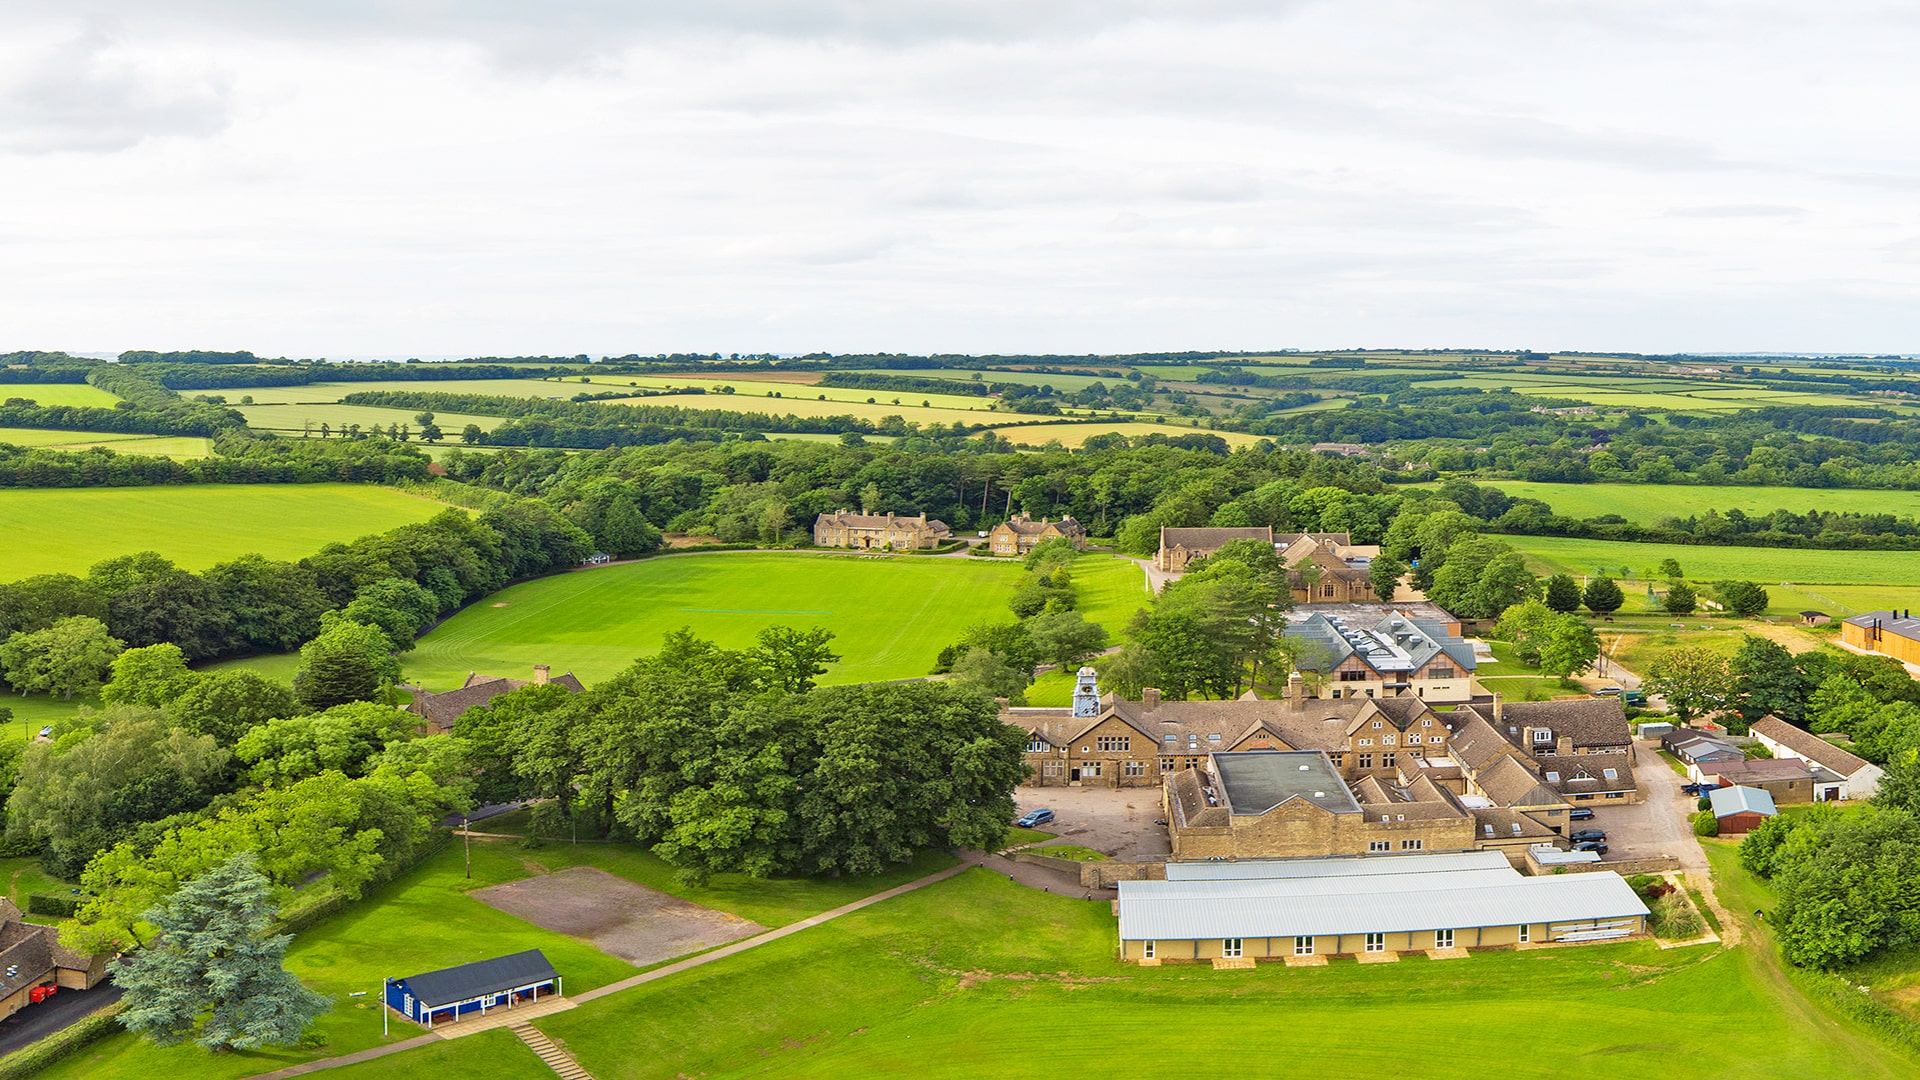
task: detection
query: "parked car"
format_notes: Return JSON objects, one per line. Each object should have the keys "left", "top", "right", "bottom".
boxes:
{"left": 1570, "top": 829, "right": 1607, "bottom": 843}
{"left": 1682, "top": 782, "right": 1718, "bottom": 797}
{"left": 1622, "top": 691, "right": 1648, "bottom": 706}
{"left": 1571, "top": 840, "right": 1608, "bottom": 855}
{"left": 1015, "top": 808, "right": 1054, "bottom": 828}
{"left": 1591, "top": 687, "right": 1623, "bottom": 697}
{"left": 1568, "top": 807, "right": 1595, "bottom": 821}
{"left": 36, "top": 726, "right": 52, "bottom": 740}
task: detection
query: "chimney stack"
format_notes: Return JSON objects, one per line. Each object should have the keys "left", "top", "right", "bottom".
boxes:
{"left": 1491, "top": 691, "right": 1504, "bottom": 723}
{"left": 533, "top": 664, "right": 550, "bottom": 685}
{"left": 1143, "top": 687, "right": 1161, "bottom": 711}
{"left": 1286, "top": 671, "right": 1305, "bottom": 710}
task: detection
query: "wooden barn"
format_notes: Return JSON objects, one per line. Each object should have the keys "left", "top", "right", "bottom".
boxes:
{"left": 1709, "top": 785, "right": 1778, "bottom": 836}
{"left": 385, "top": 949, "right": 560, "bottom": 1029}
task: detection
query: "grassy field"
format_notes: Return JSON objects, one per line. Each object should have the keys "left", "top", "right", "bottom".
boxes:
{"left": 985, "top": 421, "right": 1265, "bottom": 448}
{"left": 402, "top": 553, "right": 1026, "bottom": 692}
{"left": 234, "top": 379, "right": 594, "bottom": 405}
{"left": 0, "top": 484, "right": 453, "bottom": 580}
{"left": 1474, "top": 481, "right": 1920, "bottom": 523}
{"left": 575, "top": 374, "right": 992, "bottom": 413}
{"left": 0, "top": 383, "right": 120, "bottom": 407}
{"left": 35, "top": 835, "right": 959, "bottom": 1080}
{"left": 513, "top": 868, "right": 1919, "bottom": 1080}
{"left": 1508, "top": 536, "right": 1920, "bottom": 590}
{"left": 0, "top": 428, "right": 212, "bottom": 457}
{"left": 237, "top": 403, "right": 509, "bottom": 436}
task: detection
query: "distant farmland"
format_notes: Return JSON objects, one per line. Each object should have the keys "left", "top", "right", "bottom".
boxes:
{"left": 1477, "top": 482, "right": 1920, "bottom": 523}
{"left": 0, "top": 484, "right": 451, "bottom": 580}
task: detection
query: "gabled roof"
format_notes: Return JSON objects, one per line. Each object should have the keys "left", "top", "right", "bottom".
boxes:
{"left": 400, "top": 949, "right": 559, "bottom": 1007}
{"left": 1160, "top": 526, "right": 1273, "bottom": 550}
{"left": 1750, "top": 716, "right": 1874, "bottom": 776}
{"left": 1537, "top": 755, "right": 1636, "bottom": 796}
{"left": 1445, "top": 712, "right": 1528, "bottom": 773}
{"left": 1289, "top": 611, "right": 1477, "bottom": 678}
{"left": 1843, "top": 610, "right": 1920, "bottom": 642}
{"left": 815, "top": 511, "right": 949, "bottom": 532}
{"left": 1474, "top": 754, "right": 1567, "bottom": 808}
{"left": 1695, "top": 757, "right": 1813, "bottom": 784}
{"left": 1709, "top": 785, "right": 1777, "bottom": 818}
{"left": 996, "top": 514, "right": 1084, "bottom": 537}
{"left": 412, "top": 671, "right": 585, "bottom": 730}
{"left": 1460, "top": 698, "right": 1631, "bottom": 751}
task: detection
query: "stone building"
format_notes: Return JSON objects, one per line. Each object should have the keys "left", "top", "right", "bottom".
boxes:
{"left": 1278, "top": 532, "right": 1383, "bottom": 604}
{"left": 986, "top": 513, "right": 1085, "bottom": 556}
{"left": 408, "top": 665, "right": 585, "bottom": 734}
{"left": 1155, "top": 526, "right": 1273, "bottom": 572}
{"left": 813, "top": 510, "right": 951, "bottom": 550}
{"left": 0, "top": 899, "right": 106, "bottom": 1022}
{"left": 1284, "top": 610, "right": 1477, "bottom": 703}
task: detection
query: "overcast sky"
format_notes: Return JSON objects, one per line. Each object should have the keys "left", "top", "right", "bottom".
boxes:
{"left": 4, "top": 1, "right": 1918, "bottom": 357}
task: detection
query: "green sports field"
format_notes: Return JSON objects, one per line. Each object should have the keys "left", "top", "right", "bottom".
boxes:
{"left": 0, "top": 484, "right": 452, "bottom": 580}
{"left": 1475, "top": 481, "right": 1920, "bottom": 523}
{"left": 520, "top": 869, "right": 1914, "bottom": 1080}
{"left": 402, "top": 552, "right": 1028, "bottom": 691}
{"left": 0, "top": 382, "right": 119, "bottom": 407}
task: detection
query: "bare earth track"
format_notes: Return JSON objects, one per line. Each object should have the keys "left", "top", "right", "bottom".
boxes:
{"left": 472, "top": 866, "right": 766, "bottom": 967}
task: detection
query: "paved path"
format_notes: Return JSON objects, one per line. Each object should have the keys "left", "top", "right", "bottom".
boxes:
{"left": 242, "top": 860, "right": 979, "bottom": 1079}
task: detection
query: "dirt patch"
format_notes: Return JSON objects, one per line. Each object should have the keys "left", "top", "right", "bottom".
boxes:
{"left": 473, "top": 865, "right": 766, "bottom": 966}
{"left": 491, "top": 602, "right": 509, "bottom": 607}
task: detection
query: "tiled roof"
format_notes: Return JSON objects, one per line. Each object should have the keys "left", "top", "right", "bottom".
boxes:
{"left": 1160, "top": 526, "right": 1273, "bottom": 550}
{"left": 815, "top": 511, "right": 949, "bottom": 532}
{"left": 997, "top": 515, "right": 1084, "bottom": 537}
{"left": 1462, "top": 698, "right": 1631, "bottom": 751}
{"left": 410, "top": 671, "right": 585, "bottom": 730}
{"left": 1473, "top": 755, "right": 1566, "bottom": 808}
{"left": 1750, "top": 716, "right": 1873, "bottom": 776}
{"left": 1537, "top": 755, "right": 1637, "bottom": 796}
{"left": 1695, "top": 757, "right": 1813, "bottom": 784}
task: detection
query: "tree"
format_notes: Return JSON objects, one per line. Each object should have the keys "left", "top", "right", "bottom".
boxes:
{"left": 1026, "top": 610, "right": 1109, "bottom": 671}
{"left": 1583, "top": 576, "right": 1624, "bottom": 615}
{"left": 949, "top": 647, "right": 1029, "bottom": 704}
{"left": 1729, "top": 634, "right": 1807, "bottom": 728}
{"left": 1542, "top": 573, "right": 1583, "bottom": 614}
{"left": 753, "top": 625, "right": 840, "bottom": 695}
{"left": 235, "top": 702, "right": 415, "bottom": 785}
{"left": 414, "top": 411, "right": 442, "bottom": 443}
{"left": 1664, "top": 581, "right": 1698, "bottom": 616}
{"left": 1540, "top": 617, "right": 1601, "bottom": 680}
{"left": 1473, "top": 552, "right": 1539, "bottom": 618}
{"left": 460, "top": 423, "right": 483, "bottom": 444}
{"left": 1642, "top": 646, "right": 1732, "bottom": 723}
{"left": 291, "top": 617, "right": 398, "bottom": 710}
{"left": 113, "top": 853, "right": 329, "bottom": 1050}
{"left": 1022, "top": 536, "right": 1081, "bottom": 572}
{"left": 1367, "top": 554, "right": 1406, "bottom": 602}
{"left": 0, "top": 616, "right": 123, "bottom": 700}
{"left": 100, "top": 643, "right": 198, "bottom": 708}
{"left": 1718, "top": 580, "right": 1770, "bottom": 618}
{"left": 860, "top": 481, "right": 883, "bottom": 514}
{"left": 1494, "top": 599, "right": 1556, "bottom": 667}
{"left": 1658, "top": 558, "right": 1684, "bottom": 579}
{"left": 166, "top": 671, "right": 300, "bottom": 747}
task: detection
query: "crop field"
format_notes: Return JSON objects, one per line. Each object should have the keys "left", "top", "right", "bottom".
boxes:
{"left": 0, "top": 427, "right": 212, "bottom": 457}
{"left": 519, "top": 869, "right": 1913, "bottom": 1080}
{"left": 1471, "top": 482, "right": 1920, "bottom": 522}
{"left": 607, "top": 392, "right": 1014, "bottom": 427}
{"left": 575, "top": 374, "right": 992, "bottom": 412}
{"left": 0, "top": 484, "right": 452, "bottom": 580}
{"left": 402, "top": 552, "right": 1027, "bottom": 692}
{"left": 232, "top": 379, "right": 593, "bottom": 404}
{"left": 986, "top": 421, "right": 1264, "bottom": 448}
{"left": 237, "top": 403, "right": 509, "bottom": 436}
{"left": 0, "top": 382, "right": 120, "bottom": 407}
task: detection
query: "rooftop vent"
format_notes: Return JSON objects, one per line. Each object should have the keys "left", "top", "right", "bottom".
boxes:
{"left": 1299, "top": 764, "right": 1311, "bottom": 771}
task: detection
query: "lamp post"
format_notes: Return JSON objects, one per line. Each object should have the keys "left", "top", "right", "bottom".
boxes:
{"left": 462, "top": 815, "right": 470, "bottom": 879}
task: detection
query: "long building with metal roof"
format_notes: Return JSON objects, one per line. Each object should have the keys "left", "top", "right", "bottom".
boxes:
{"left": 1118, "top": 852, "right": 1647, "bottom": 963}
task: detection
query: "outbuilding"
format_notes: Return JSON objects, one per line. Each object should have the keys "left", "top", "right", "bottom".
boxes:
{"left": 1708, "top": 785, "right": 1777, "bottom": 836}
{"left": 385, "top": 949, "right": 560, "bottom": 1029}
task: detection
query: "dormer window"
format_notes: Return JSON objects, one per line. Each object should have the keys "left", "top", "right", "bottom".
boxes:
{"left": 1532, "top": 729, "right": 1553, "bottom": 744}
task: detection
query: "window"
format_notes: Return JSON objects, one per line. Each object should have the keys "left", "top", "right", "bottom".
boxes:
{"left": 1401, "top": 839, "right": 1423, "bottom": 851}
{"left": 1372, "top": 721, "right": 1383, "bottom": 729}
{"left": 1532, "top": 729, "right": 1553, "bottom": 744}
{"left": 1294, "top": 936, "right": 1314, "bottom": 956}
{"left": 1322, "top": 584, "right": 1336, "bottom": 598}
{"left": 1160, "top": 759, "right": 1174, "bottom": 772}
{"left": 1340, "top": 670, "right": 1368, "bottom": 681}
{"left": 1545, "top": 771, "right": 1561, "bottom": 783}
{"left": 1026, "top": 737, "right": 1048, "bottom": 753}
{"left": 1602, "top": 768, "right": 1618, "bottom": 779}
{"left": 1511, "top": 823, "right": 1523, "bottom": 835}
{"left": 1369, "top": 840, "right": 1390, "bottom": 852}
{"left": 403, "top": 993, "right": 414, "bottom": 1015}
{"left": 1207, "top": 733, "right": 1221, "bottom": 742}
{"left": 1574, "top": 793, "right": 1594, "bottom": 801}
{"left": 1429, "top": 666, "right": 1455, "bottom": 679}
{"left": 1408, "top": 749, "right": 1423, "bottom": 759}
{"left": 1382, "top": 733, "right": 1396, "bottom": 745}
{"left": 1096, "top": 735, "right": 1130, "bottom": 752}
{"left": 1042, "top": 762, "right": 1062, "bottom": 776}
{"left": 1358, "top": 754, "right": 1374, "bottom": 769}
{"left": 1163, "top": 734, "right": 1176, "bottom": 744}
{"left": 1222, "top": 938, "right": 1243, "bottom": 958}
{"left": 1124, "top": 760, "right": 1146, "bottom": 777}
{"left": 1605, "top": 792, "right": 1625, "bottom": 799}
{"left": 1183, "top": 757, "right": 1200, "bottom": 770}
{"left": 1358, "top": 737, "right": 1373, "bottom": 747}
{"left": 1143, "top": 940, "right": 1155, "bottom": 959}
{"left": 1421, "top": 719, "right": 1432, "bottom": 727}
{"left": 1434, "top": 929, "right": 1454, "bottom": 949}
{"left": 1365, "top": 933, "right": 1386, "bottom": 953}
{"left": 1083, "top": 762, "right": 1102, "bottom": 777}
{"left": 1382, "top": 753, "right": 1396, "bottom": 767}
{"left": 1518, "top": 925, "right": 1530, "bottom": 944}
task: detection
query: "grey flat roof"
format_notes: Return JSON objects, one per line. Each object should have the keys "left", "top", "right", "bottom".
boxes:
{"left": 1117, "top": 867, "right": 1647, "bottom": 941}
{"left": 1212, "top": 751, "right": 1361, "bottom": 815}
{"left": 1710, "top": 784, "right": 1777, "bottom": 817}
{"left": 1165, "top": 850, "right": 1510, "bottom": 881}
{"left": 400, "top": 949, "right": 557, "bottom": 1007}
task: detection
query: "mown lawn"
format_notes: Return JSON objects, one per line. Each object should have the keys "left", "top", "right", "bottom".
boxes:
{"left": 1507, "top": 536, "right": 1920, "bottom": 614}
{"left": 402, "top": 553, "right": 1028, "bottom": 691}
{"left": 34, "top": 836, "right": 958, "bottom": 1080}
{"left": 0, "top": 484, "right": 453, "bottom": 581}
{"left": 0, "top": 383, "right": 120, "bottom": 407}
{"left": 327, "top": 1028, "right": 554, "bottom": 1079}
{"left": 504, "top": 868, "right": 1920, "bottom": 1080}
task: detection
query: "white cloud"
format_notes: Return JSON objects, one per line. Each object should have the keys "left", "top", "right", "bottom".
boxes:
{"left": 0, "top": 1, "right": 1917, "bottom": 355}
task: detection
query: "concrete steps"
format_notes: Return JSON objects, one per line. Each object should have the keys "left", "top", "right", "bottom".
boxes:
{"left": 512, "top": 1024, "right": 594, "bottom": 1080}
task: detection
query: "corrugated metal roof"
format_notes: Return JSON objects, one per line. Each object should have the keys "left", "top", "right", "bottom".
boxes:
{"left": 1117, "top": 868, "right": 1647, "bottom": 941}
{"left": 1165, "top": 850, "right": 1510, "bottom": 881}
{"left": 1710, "top": 784, "right": 1778, "bottom": 818}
